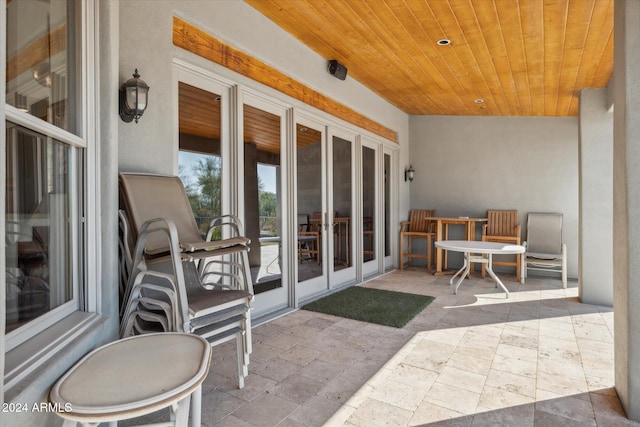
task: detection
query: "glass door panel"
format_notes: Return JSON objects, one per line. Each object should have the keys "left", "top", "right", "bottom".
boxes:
{"left": 178, "top": 82, "right": 223, "bottom": 235}
{"left": 295, "top": 120, "right": 329, "bottom": 299}
{"left": 385, "top": 153, "right": 391, "bottom": 258}
{"left": 296, "top": 123, "right": 324, "bottom": 280}
{"left": 241, "top": 93, "right": 289, "bottom": 316}
{"left": 329, "top": 132, "right": 356, "bottom": 285}
{"left": 383, "top": 148, "right": 396, "bottom": 269}
{"left": 362, "top": 146, "right": 376, "bottom": 263}
{"left": 243, "top": 103, "right": 283, "bottom": 295}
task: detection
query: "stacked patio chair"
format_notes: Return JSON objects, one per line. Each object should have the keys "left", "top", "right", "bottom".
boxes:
{"left": 117, "top": 173, "right": 254, "bottom": 388}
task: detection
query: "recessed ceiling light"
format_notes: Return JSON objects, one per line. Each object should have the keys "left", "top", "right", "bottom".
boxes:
{"left": 437, "top": 39, "right": 451, "bottom": 46}
{"left": 474, "top": 98, "right": 484, "bottom": 104}
{"left": 299, "top": 127, "right": 308, "bottom": 132}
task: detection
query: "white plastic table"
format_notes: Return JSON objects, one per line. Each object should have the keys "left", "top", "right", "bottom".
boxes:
{"left": 49, "top": 333, "right": 211, "bottom": 427}
{"left": 434, "top": 240, "right": 525, "bottom": 298}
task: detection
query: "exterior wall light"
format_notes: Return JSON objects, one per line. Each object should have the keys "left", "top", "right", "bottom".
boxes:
{"left": 119, "top": 69, "right": 149, "bottom": 123}
{"left": 405, "top": 165, "right": 415, "bottom": 182}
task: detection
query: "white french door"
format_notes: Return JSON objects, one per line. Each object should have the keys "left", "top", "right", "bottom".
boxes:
{"left": 326, "top": 127, "right": 358, "bottom": 287}
{"left": 294, "top": 115, "right": 359, "bottom": 300}
{"left": 295, "top": 114, "right": 328, "bottom": 299}
{"left": 240, "top": 90, "right": 291, "bottom": 316}
{"left": 361, "top": 137, "right": 380, "bottom": 278}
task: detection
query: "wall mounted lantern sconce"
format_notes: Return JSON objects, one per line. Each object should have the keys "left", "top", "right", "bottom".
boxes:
{"left": 405, "top": 165, "right": 415, "bottom": 182}
{"left": 119, "top": 69, "right": 149, "bottom": 123}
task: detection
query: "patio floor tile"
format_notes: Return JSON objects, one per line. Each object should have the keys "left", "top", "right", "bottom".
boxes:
{"left": 126, "top": 268, "right": 640, "bottom": 426}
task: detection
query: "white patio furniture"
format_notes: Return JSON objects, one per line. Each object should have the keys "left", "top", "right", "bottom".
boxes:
{"left": 49, "top": 333, "right": 211, "bottom": 427}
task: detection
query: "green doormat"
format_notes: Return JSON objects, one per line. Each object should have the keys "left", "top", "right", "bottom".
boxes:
{"left": 302, "top": 286, "right": 434, "bottom": 328}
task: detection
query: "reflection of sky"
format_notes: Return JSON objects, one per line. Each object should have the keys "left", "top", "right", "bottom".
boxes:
{"left": 257, "top": 164, "right": 276, "bottom": 194}
{"left": 179, "top": 151, "right": 277, "bottom": 194}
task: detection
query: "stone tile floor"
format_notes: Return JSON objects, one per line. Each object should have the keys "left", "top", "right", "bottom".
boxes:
{"left": 139, "top": 268, "right": 638, "bottom": 426}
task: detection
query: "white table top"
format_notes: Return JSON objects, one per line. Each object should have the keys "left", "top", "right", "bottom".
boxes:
{"left": 435, "top": 240, "right": 525, "bottom": 254}
{"left": 50, "top": 333, "right": 211, "bottom": 419}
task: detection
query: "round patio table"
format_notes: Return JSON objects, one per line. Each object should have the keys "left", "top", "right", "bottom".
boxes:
{"left": 435, "top": 240, "right": 525, "bottom": 298}
{"left": 49, "top": 332, "right": 211, "bottom": 427}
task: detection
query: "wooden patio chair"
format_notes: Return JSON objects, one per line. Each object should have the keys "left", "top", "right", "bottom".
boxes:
{"left": 481, "top": 210, "right": 521, "bottom": 280}
{"left": 298, "top": 213, "right": 320, "bottom": 263}
{"left": 400, "top": 209, "right": 436, "bottom": 272}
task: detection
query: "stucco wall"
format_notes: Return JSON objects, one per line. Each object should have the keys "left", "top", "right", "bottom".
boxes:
{"left": 409, "top": 115, "right": 579, "bottom": 279}
{"left": 579, "top": 88, "right": 613, "bottom": 306}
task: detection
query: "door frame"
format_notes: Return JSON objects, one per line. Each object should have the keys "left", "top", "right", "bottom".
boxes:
{"left": 238, "top": 87, "right": 292, "bottom": 317}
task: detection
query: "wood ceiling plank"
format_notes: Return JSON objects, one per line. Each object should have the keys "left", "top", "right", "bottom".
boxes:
{"left": 425, "top": 0, "right": 493, "bottom": 114}
{"left": 324, "top": 0, "right": 449, "bottom": 114}
{"left": 495, "top": 0, "right": 532, "bottom": 115}
{"left": 395, "top": 1, "right": 477, "bottom": 114}
{"left": 264, "top": 0, "right": 423, "bottom": 113}
{"left": 450, "top": 0, "right": 512, "bottom": 116}
{"left": 543, "top": 0, "right": 570, "bottom": 116}
{"left": 575, "top": 0, "right": 614, "bottom": 88}
{"left": 592, "top": 30, "right": 614, "bottom": 89}
{"left": 556, "top": 0, "right": 595, "bottom": 115}
{"left": 471, "top": 0, "right": 522, "bottom": 116}
{"left": 520, "top": 0, "right": 545, "bottom": 115}
{"left": 442, "top": 0, "right": 506, "bottom": 116}
{"left": 361, "top": 0, "right": 468, "bottom": 114}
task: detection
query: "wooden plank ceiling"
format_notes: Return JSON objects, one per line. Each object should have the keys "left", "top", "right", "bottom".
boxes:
{"left": 244, "top": 0, "right": 614, "bottom": 116}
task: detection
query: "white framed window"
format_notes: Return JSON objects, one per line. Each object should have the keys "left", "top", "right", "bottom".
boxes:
{"left": 4, "top": 0, "right": 96, "bottom": 354}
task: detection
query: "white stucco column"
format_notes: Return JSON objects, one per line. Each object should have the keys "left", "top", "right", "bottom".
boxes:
{"left": 613, "top": 0, "right": 640, "bottom": 420}
{"left": 578, "top": 88, "right": 613, "bottom": 306}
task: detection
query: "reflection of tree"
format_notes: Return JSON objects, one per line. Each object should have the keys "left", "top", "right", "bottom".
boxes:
{"left": 259, "top": 192, "right": 276, "bottom": 217}
{"left": 181, "top": 156, "right": 221, "bottom": 220}
{"left": 258, "top": 174, "right": 277, "bottom": 235}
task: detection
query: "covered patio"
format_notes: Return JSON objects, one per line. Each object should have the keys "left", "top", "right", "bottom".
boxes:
{"left": 121, "top": 269, "right": 626, "bottom": 426}
{"left": 4, "top": 1, "right": 640, "bottom": 426}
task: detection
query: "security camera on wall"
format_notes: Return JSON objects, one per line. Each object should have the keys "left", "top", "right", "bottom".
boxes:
{"left": 328, "top": 60, "right": 348, "bottom": 80}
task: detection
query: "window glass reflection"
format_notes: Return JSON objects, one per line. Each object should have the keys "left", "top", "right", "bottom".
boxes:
{"left": 6, "top": 122, "right": 72, "bottom": 332}
{"left": 6, "top": 0, "right": 78, "bottom": 135}
{"left": 296, "top": 124, "right": 323, "bottom": 282}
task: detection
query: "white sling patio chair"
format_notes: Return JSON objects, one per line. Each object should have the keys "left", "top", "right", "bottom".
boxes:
{"left": 118, "top": 173, "right": 254, "bottom": 388}
{"left": 521, "top": 212, "right": 567, "bottom": 288}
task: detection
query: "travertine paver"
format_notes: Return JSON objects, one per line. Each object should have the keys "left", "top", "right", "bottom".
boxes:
{"left": 125, "top": 269, "right": 635, "bottom": 427}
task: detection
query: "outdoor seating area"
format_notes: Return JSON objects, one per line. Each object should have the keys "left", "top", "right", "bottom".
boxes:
{"left": 7, "top": 2, "right": 640, "bottom": 426}
{"left": 400, "top": 210, "right": 567, "bottom": 286}
{"left": 117, "top": 269, "right": 625, "bottom": 426}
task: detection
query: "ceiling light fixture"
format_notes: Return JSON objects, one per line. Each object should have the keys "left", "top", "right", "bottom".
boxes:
{"left": 474, "top": 98, "right": 484, "bottom": 104}
{"left": 437, "top": 39, "right": 451, "bottom": 46}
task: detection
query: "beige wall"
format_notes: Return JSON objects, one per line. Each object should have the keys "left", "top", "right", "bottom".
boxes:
{"left": 579, "top": 88, "right": 613, "bottom": 306}
{"left": 613, "top": 0, "right": 640, "bottom": 419}
{"left": 409, "top": 115, "right": 579, "bottom": 278}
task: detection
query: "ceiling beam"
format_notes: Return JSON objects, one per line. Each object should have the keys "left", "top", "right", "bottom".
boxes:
{"left": 172, "top": 16, "right": 398, "bottom": 143}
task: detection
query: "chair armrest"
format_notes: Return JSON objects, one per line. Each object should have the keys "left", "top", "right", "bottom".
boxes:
{"left": 482, "top": 224, "right": 488, "bottom": 236}
{"left": 400, "top": 221, "right": 410, "bottom": 232}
